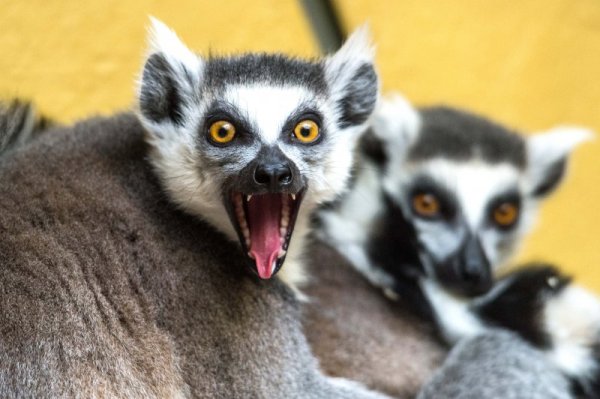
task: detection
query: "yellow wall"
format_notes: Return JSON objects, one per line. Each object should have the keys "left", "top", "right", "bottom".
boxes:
{"left": 1, "top": 0, "right": 599, "bottom": 290}
{"left": 0, "top": 0, "right": 317, "bottom": 120}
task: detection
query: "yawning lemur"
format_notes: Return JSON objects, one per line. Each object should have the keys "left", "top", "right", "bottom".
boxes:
{"left": 318, "top": 94, "right": 599, "bottom": 397}
{"left": 0, "top": 19, "right": 397, "bottom": 398}
{"left": 139, "top": 19, "right": 379, "bottom": 290}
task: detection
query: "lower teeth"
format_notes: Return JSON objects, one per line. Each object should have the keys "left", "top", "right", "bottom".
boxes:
{"left": 271, "top": 260, "right": 277, "bottom": 274}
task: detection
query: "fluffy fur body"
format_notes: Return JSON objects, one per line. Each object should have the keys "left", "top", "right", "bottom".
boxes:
{"left": 0, "top": 19, "right": 396, "bottom": 398}
{"left": 303, "top": 239, "right": 576, "bottom": 398}
{"left": 317, "top": 94, "right": 599, "bottom": 397}
{"left": 0, "top": 114, "right": 395, "bottom": 398}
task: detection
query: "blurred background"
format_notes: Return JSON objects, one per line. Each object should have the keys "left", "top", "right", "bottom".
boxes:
{"left": 1, "top": 0, "right": 599, "bottom": 291}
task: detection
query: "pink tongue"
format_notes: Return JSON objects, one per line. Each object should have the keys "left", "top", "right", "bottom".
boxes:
{"left": 246, "top": 194, "right": 283, "bottom": 279}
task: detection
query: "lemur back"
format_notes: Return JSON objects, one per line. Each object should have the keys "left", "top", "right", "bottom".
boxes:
{"left": 0, "top": 113, "right": 397, "bottom": 398}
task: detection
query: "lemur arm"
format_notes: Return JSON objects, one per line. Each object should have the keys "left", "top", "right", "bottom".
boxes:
{"left": 423, "top": 264, "right": 600, "bottom": 397}
{"left": 417, "top": 329, "right": 575, "bottom": 399}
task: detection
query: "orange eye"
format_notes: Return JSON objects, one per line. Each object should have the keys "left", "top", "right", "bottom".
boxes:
{"left": 209, "top": 120, "right": 236, "bottom": 144}
{"left": 412, "top": 193, "right": 440, "bottom": 218}
{"left": 293, "top": 120, "right": 320, "bottom": 143}
{"left": 493, "top": 203, "right": 519, "bottom": 227}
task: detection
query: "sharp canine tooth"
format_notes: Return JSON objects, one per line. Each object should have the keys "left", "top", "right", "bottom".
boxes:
{"left": 291, "top": 194, "right": 296, "bottom": 201}
{"left": 246, "top": 194, "right": 252, "bottom": 202}
{"left": 278, "top": 249, "right": 286, "bottom": 258}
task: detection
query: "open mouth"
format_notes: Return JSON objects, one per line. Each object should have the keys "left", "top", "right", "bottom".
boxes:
{"left": 228, "top": 190, "right": 304, "bottom": 279}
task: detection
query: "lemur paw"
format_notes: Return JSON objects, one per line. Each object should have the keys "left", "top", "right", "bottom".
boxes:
{"left": 544, "top": 283, "right": 600, "bottom": 395}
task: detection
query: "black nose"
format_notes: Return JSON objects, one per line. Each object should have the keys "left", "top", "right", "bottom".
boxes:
{"left": 254, "top": 162, "right": 293, "bottom": 190}
{"left": 456, "top": 237, "right": 492, "bottom": 295}
{"left": 436, "top": 235, "right": 493, "bottom": 297}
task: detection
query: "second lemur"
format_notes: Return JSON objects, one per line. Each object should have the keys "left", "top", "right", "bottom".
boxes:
{"left": 319, "top": 94, "right": 599, "bottom": 397}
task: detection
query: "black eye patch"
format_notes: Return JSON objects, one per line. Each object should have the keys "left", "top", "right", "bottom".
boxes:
{"left": 280, "top": 106, "right": 325, "bottom": 146}
{"left": 201, "top": 101, "right": 256, "bottom": 146}
{"left": 486, "top": 189, "right": 522, "bottom": 231}
{"left": 408, "top": 176, "right": 458, "bottom": 220}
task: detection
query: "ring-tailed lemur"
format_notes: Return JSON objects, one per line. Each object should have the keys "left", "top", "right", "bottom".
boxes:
{"left": 138, "top": 18, "right": 380, "bottom": 292}
{"left": 0, "top": 19, "right": 397, "bottom": 398}
{"left": 320, "top": 93, "right": 599, "bottom": 397}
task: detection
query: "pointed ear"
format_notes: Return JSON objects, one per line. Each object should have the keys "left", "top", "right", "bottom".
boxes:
{"left": 324, "top": 25, "right": 379, "bottom": 129}
{"left": 526, "top": 126, "right": 593, "bottom": 197}
{"left": 137, "top": 17, "right": 202, "bottom": 129}
{"left": 369, "top": 93, "right": 421, "bottom": 161}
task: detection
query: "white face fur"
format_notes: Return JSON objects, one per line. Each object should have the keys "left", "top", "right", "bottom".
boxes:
{"left": 373, "top": 94, "right": 591, "bottom": 296}
{"left": 388, "top": 158, "right": 532, "bottom": 276}
{"left": 136, "top": 19, "right": 379, "bottom": 288}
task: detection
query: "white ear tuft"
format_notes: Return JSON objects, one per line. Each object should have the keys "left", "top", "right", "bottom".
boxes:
{"left": 327, "top": 24, "right": 375, "bottom": 69}
{"left": 372, "top": 93, "right": 421, "bottom": 145}
{"left": 325, "top": 24, "right": 375, "bottom": 88}
{"left": 147, "top": 17, "right": 200, "bottom": 72}
{"left": 528, "top": 126, "right": 594, "bottom": 159}
{"left": 527, "top": 126, "right": 593, "bottom": 197}
{"left": 324, "top": 24, "right": 379, "bottom": 129}
{"left": 137, "top": 17, "right": 202, "bottom": 129}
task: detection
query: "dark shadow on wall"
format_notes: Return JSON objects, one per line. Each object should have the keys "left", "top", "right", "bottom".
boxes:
{"left": 299, "top": 0, "right": 345, "bottom": 53}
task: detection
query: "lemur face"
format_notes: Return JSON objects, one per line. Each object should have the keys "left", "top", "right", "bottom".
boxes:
{"left": 137, "top": 19, "right": 378, "bottom": 280}
{"left": 373, "top": 96, "right": 590, "bottom": 296}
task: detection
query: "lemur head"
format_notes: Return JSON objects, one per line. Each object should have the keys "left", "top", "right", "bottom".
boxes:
{"left": 371, "top": 94, "right": 591, "bottom": 297}
{"left": 136, "top": 19, "right": 378, "bottom": 284}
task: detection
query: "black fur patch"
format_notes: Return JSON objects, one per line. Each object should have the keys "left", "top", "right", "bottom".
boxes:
{"left": 337, "top": 63, "right": 378, "bottom": 128}
{"left": 140, "top": 54, "right": 187, "bottom": 126}
{"left": 367, "top": 194, "right": 423, "bottom": 278}
{"left": 532, "top": 158, "right": 567, "bottom": 197}
{"left": 484, "top": 189, "right": 521, "bottom": 230}
{"left": 204, "top": 53, "right": 327, "bottom": 95}
{"left": 359, "top": 129, "right": 387, "bottom": 168}
{"left": 475, "top": 264, "right": 571, "bottom": 348}
{"left": 410, "top": 106, "right": 526, "bottom": 168}
{"left": 408, "top": 175, "right": 459, "bottom": 221}
{"left": 366, "top": 194, "right": 435, "bottom": 319}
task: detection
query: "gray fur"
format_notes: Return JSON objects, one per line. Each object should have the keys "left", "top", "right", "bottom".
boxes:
{"left": 303, "top": 240, "right": 579, "bottom": 399}
{"left": 139, "top": 53, "right": 190, "bottom": 126}
{"left": 204, "top": 53, "right": 328, "bottom": 95}
{"left": 0, "top": 114, "right": 390, "bottom": 398}
{"left": 411, "top": 106, "right": 526, "bottom": 167}
{"left": 417, "top": 330, "right": 572, "bottom": 399}
{"left": 336, "top": 63, "right": 378, "bottom": 128}
{"left": 303, "top": 240, "right": 446, "bottom": 399}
